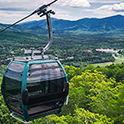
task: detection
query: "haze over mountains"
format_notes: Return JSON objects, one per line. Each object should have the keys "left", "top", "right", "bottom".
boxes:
{"left": 0, "top": 15, "right": 124, "bottom": 34}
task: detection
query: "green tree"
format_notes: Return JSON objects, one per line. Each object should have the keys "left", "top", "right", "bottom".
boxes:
{"left": 65, "top": 65, "right": 82, "bottom": 80}
{"left": 34, "top": 108, "right": 113, "bottom": 124}
{"left": 114, "top": 84, "right": 124, "bottom": 124}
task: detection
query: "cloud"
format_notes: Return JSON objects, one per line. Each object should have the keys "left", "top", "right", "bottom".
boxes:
{"left": 0, "top": 7, "right": 27, "bottom": 12}
{"left": 97, "top": 2, "right": 124, "bottom": 12}
{"left": 58, "top": 0, "right": 91, "bottom": 7}
{"left": 0, "top": 0, "right": 91, "bottom": 23}
{"left": 94, "top": 2, "right": 124, "bottom": 17}
{"left": 112, "top": 3, "right": 124, "bottom": 12}
{"left": 0, "top": 0, "right": 91, "bottom": 13}
{"left": 89, "top": 0, "right": 120, "bottom": 4}
{"left": 0, "top": 0, "right": 124, "bottom": 24}
{"left": 0, "top": 11, "right": 39, "bottom": 24}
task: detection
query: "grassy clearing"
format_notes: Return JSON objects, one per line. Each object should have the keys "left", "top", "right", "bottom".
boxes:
{"left": 114, "top": 55, "right": 124, "bottom": 64}
{"left": 94, "top": 55, "right": 124, "bottom": 67}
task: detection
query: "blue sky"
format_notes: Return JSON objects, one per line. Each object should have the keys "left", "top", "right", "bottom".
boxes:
{"left": 0, "top": 0, "right": 124, "bottom": 24}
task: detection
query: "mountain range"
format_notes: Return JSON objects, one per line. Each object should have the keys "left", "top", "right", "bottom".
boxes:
{"left": 0, "top": 15, "right": 124, "bottom": 34}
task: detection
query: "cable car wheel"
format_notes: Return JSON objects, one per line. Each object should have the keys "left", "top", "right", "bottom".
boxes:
{"left": 1, "top": 0, "right": 69, "bottom": 123}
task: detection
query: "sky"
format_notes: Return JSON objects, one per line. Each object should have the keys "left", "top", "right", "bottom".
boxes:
{"left": 0, "top": 0, "right": 124, "bottom": 24}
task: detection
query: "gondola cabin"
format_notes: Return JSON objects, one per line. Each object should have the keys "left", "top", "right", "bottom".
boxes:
{"left": 1, "top": 56, "right": 69, "bottom": 122}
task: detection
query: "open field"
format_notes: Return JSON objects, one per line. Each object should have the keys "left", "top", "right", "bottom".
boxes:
{"left": 94, "top": 55, "right": 124, "bottom": 67}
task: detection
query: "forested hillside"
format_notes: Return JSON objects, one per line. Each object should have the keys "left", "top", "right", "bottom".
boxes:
{"left": 1, "top": 15, "right": 124, "bottom": 33}
{"left": 1, "top": 29, "right": 124, "bottom": 66}
{"left": 1, "top": 15, "right": 124, "bottom": 66}
{"left": 0, "top": 64, "right": 124, "bottom": 124}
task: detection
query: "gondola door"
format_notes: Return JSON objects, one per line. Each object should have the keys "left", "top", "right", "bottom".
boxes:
{"left": 25, "top": 61, "right": 66, "bottom": 118}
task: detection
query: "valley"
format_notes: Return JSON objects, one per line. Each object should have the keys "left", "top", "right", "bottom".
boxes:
{"left": 0, "top": 15, "right": 124, "bottom": 67}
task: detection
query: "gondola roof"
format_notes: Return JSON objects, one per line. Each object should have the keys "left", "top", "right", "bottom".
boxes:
{"left": 13, "top": 55, "right": 58, "bottom": 63}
